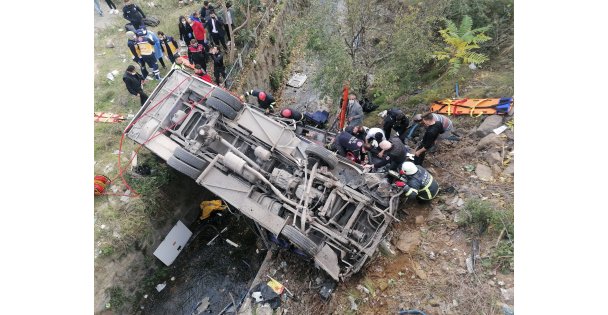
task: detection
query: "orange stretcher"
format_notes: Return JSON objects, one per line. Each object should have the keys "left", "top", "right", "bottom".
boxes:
{"left": 430, "top": 97, "right": 513, "bottom": 116}
{"left": 94, "top": 112, "right": 126, "bottom": 123}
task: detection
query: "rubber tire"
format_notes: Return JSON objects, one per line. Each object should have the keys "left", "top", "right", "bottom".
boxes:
{"left": 280, "top": 225, "right": 320, "bottom": 257}
{"left": 205, "top": 97, "right": 238, "bottom": 120}
{"left": 305, "top": 145, "right": 338, "bottom": 170}
{"left": 167, "top": 155, "right": 202, "bottom": 180}
{"left": 173, "top": 147, "right": 208, "bottom": 170}
{"left": 210, "top": 89, "right": 244, "bottom": 112}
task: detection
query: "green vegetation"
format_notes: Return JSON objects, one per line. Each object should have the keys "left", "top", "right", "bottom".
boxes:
{"left": 459, "top": 198, "right": 514, "bottom": 272}
{"left": 433, "top": 15, "right": 491, "bottom": 75}
{"left": 106, "top": 286, "right": 128, "bottom": 310}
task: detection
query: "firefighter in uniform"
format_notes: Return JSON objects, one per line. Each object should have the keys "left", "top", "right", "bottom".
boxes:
{"left": 393, "top": 161, "right": 439, "bottom": 201}
{"left": 241, "top": 89, "right": 276, "bottom": 114}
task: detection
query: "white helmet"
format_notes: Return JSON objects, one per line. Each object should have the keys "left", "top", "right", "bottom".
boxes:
{"left": 401, "top": 161, "right": 418, "bottom": 175}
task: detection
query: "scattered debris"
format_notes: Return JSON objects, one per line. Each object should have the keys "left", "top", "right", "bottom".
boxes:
{"left": 193, "top": 296, "right": 210, "bottom": 314}
{"left": 356, "top": 284, "right": 370, "bottom": 295}
{"left": 493, "top": 125, "right": 508, "bottom": 135}
{"left": 379, "top": 239, "right": 397, "bottom": 257}
{"left": 348, "top": 295, "right": 358, "bottom": 311}
{"left": 463, "top": 164, "right": 475, "bottom": 172}
{"left": 287, "top": 73, "right": 308, "bottom": 88}
{"left": 226, "top": 239, "right": 240, "bottom": 248}
{"left": 155, "top": 282, "right": 166, "bottom": 292}
{"left": 465, "top": 257, "right": 474, "bottom": 274}
{"left": 319, "top": 281, "right": 336, "bottom": 300}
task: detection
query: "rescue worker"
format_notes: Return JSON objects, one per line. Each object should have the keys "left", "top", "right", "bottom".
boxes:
{"left": 132, "top": 29, "right": 161, "bottom": 80}
{"left": 393, "top": 161, "right": 439, "bottom": 201}
{"left": 364, "top": 137, "right": 412, "bottom": 172}
{"left": 364, "top": 127, "right": 386, "bottom": 147}
{"left": 241, "top": 89, "right": 276, "bottom": 114}
{"left": 157, "top": 31, "right": 179, "bottom": 64}
{"left": 187, "top": 39, "right": 207, "bottom": 72}
{"left": 346, "top": 93, "right": 364, "bottom": 127}
{"left": 126, "top": 31, "right": 148, "bottom": 79}
{"left": 331, "top": 130, "right": 366, "bottom": 164}
{"left": 382, "top": 108, "right": 409, "bottom": 143}
{"left": 279, "top": 108, "right": 304, "bottom": 122}
{"left": 414, "top": 112, "right": 459, "bottom": 165}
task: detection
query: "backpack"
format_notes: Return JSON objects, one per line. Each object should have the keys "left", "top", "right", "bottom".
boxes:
{"left": 361, "top": 98, "right": 379, "bottom": 113}
{"left": 144, "top": 16, "right": 161, "bottom": 27}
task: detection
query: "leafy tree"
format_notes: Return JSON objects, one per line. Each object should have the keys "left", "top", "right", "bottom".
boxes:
{"left": 433, "top": 15, "right": 491, "bottom": 75}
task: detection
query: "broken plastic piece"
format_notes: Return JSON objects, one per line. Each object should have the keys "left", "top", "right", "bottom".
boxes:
{"left": 226, "top": 239, "right": 240, "bottom": 248}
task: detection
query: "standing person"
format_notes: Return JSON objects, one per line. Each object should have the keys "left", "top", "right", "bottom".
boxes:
{"left": 123, "top": 65, "right": 148, "bottom": 106}
{"left": 209, "top": 46, "right": 226, "bottom": 85}
{"left": 223, "top": 2, "right": 235, "bottom": 43}
{"left": 157, "top": 31, "right": 179, "bottom": 64}
{"left": 105, "top": 0, "right": 119, "bottom": 14}
{"left": 200, "top": 1, "right": 215, "bottom": 22}
{"left": 241, "top": 89, "right": 276, "bottom": 114}
{"left": 126, "top": 31, "right": 149, "bottom": 79}
{"left": 346, "top": 93, "right": 364, "bottom": 127}
{"left": 178, "top": 16, "right": 195, "bottom": 46}
{"left": 381, "top": 108, "right": 409, "bottom": 143}
{"left": 138, "top": 28, "right": 166, "bottom": 69}
{"left": 393, "top": 162, "right": 439, "bottom": 201}
{"left": 188, "top": 17, "right": 207, "bottom": 46}
{"left": 94, "top": 0, "right": 103, "bottom": 16}
{"left": 122, "top": 0, "right": 146, "bottom": 29}
{"left": 190, "top": 11, "right": 202, "bottom": 23}
{"left": 205, "top": 12, "right": 228, "bottom": 51}
{"left": 134, "top": 29, "right": 161, "bottom": 80}
{"left": 187, "top": 39, "right": 207, "bottom": 72}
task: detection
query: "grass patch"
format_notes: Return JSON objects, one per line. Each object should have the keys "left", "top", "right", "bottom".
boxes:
{"left": 459, "top": 199, "right": 514, "bottom": 272}
{"left": 106, "top": 286, "right": 129, "bottom": 311}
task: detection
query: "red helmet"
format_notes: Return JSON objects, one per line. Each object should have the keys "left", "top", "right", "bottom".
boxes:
{"left": 281, "top": 108, "right": 292, "bottom": 118}
{"left": 258, "top": 91, "right": 267, "bottom": 101}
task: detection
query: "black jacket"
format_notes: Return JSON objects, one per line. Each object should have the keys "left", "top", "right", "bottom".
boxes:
{"left": 398, "top": 165, "right": 439, "bottom": 200}
{"left": 123, "top": 71, "right": 144, "bottom": 96}
{"left": 123, "top": 4, "right": 146, "bottom": 24}
{"left": 383, "top": 108, "right": 409, "bottom": 132}
{"left": 373, "top": 137, "right": 409, "bottom": 170}
{"left": 419, "top": 121, "right": 444, "bottom": 150}
{"left": 205, "top": 17, "right": 225, "bottom": 37}
{"left": 334, "top": 131, "right": 364, "bottom": 161}
{"left": 200, "top": 5, "right": 215, "bottom": 22}
{"left": 211, "top": 51, "right": 224, "bottom": 69}
{"left": 178, "top": 17, "right": 195, "bottom": 43}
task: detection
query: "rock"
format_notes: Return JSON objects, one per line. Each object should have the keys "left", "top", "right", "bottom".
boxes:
{"left": 504, "top": 129, "right": 514, "bottom": 141}
{"left": 458, "top": 146, "right": 477, "bottom": 156}
{"left": 485, "top": 151, "right": 503, "bottom": 165}
{"left": 476, "top": 115, "right": 504, "bottom": 137}
{"left": 412, "top": 262, "right": 427, "bottom": 280}
{"left": 396, "top": 230, "right": 421, "bottom": 253}
{"left": 427, "top": 208, "right": 446, "bottom": 223}
{"left": 376, "top": 279, "right": 388, "bottom": 291}
{"left": 255, "top": 303, "right": 273, "bottom": 315}
{"left": 491, "top": 164, "right": 503, "bottom": 176}
{"left": 465, "top": 257, "right": 474, "bottom": 273}
{"left": 379, "top": 239, "right": 397, "bottom": 257}
{"left": 500, "top": 287, "right": 514, "bottom": 302}
{"left": 477, "top": 133, "right": 503, "bottom": 150}
{"left": 488, "top": 280, "right": 496, "bottom": 286}
{"left": 428, "top": 299, "right": 440, "bottom": 307}
{"left": 106, "top": 40, "right": 115, "bottom": 48}
{"left": 415, "top": 215, "right": 425, "bottom": 225}
{"left": 502, "top": 162, "right": 514, "bottom": 176}
{"left": 475, "top": 164, "right": 493, "bottom": 181}
{"left": 456, "top": 198, "right": 465, "bottom": 207}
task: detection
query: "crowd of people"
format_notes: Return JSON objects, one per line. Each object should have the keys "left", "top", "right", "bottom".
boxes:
{"left": 102, "top": 0, "right": 235, "bottom": 105}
